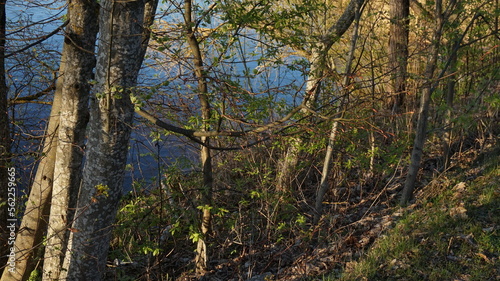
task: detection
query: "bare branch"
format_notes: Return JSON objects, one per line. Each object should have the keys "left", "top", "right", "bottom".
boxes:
{"left": 5, "top": 21, "right": 69, "bottom": 58}
{"left": 323, "top": 0, "right": 366, "bottom": 50}
{"left": 8, "top": 82, "right": 56, "bottom": 105}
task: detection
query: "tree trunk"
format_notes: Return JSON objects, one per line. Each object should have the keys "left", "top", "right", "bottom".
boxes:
{"left": 388, "top": 0, "right": 410, "bottom": 113}
{"left": 60, "top": 0, "right": 147, "bottom": 279}
{"left": 276, "top": 49, "right": 322, "bottom": 193}
{"left": 443, "top": 42, "right": 457, "bottom": 170}
{"left": 42, "top": 1, "right": 98, "bottom": 279}
{"left": 1, "top": 69, "right": 63, "bottom": 281}
{"left": 400, "top": 0, "right": 443, "bottom": 205}
{"left": 276, "top": 137, "right": 303, "bottom": 193}
{"left": 275, "top": 0, "right": 366, "bottom": 193}
{"left": 137, "top": 0, "right": 159, "bottom": 72}
{"left": 314, "top": 1, "right": 362, "bottom": 226}
{"left": 314, "top": 120, "right": 340, "bottom": 225}
{"left": 400, "top": 0, "right": 481, "bottom": 205}
{"left": 184, "top": 0, "right": 213, "bottom": 274}
{"left": 0, "top": 0, "right": 10, "bottom": 269}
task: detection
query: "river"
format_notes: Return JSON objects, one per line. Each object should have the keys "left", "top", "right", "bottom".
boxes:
{"left": 6, "top": 1, "right": 306, "bottom": 194}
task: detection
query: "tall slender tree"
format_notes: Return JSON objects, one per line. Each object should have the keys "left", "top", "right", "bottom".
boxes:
{"left": 314, "top": 0, "right": 363, "bottom": 226}
{"left": 442, "top": 42, "right": 457, "bottom": 170}
{"left": 1, "top": 67, "right": 63, "bottom": 281}
{"left": 60, "top": 0, "right": 154, "bottom": 278}
{"left": 183, "top": 0, "right": 214, "bottom": 273}
{"left": 0, "top": 0, "right": 10, "bottom": 269}
{"left": 400, "top": 0, "right": 483, "bottom": 205}
{"left": 42, "top": 0, "right": 99, "bottom": 279}
{"left": 400, "top": 0, "right": 444, "bottom": 205}
{"left": 388, "top": 0, "right": 410, "bottom": 113}
{"left": 276, "top": 0, "right": 366, "bottom": 192}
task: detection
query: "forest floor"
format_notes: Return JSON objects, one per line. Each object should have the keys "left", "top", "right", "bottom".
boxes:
{"left": 211, "top": 138, "right": 500, "bottom": 281}
{"left": 333, "top": 139, "right": 500, "bottom": 281}
{"left": 108, "top": 137, "right": 499, "bottom": 281}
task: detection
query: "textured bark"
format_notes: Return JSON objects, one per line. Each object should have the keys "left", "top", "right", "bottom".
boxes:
{"left": 0, "top": 0, "right": 9, "bottom": 269}
{"left": 275, "top": 50, "right": 322, "bottom": 193}
{"left": 184, "top": 0, "right": 213, "bottom": 274}
{"left": 400, "top": 0, "right": 443, "bottom": 205}
{"left": 323, "top": 0, "right": 366, "bottom": 49}
{"left": 42, "top": 1, "right": 98, "bottom": 279}
{"left": 276, "top": 0, "right": 365, "bottom": 193}
{"left": 314, "top": 2, "right": 361, "bottom": 225}
{"left": 388, "top": 0, "right": 410, "bottom": 113}
{"left": 1, "top": 68, "right": 63, "bottom": 281}
{"left": 443, "top": 44, "right": 457, "bottom": 170}
{"left": 400, "top": 0, "right": 481, "bottom": 205}
{"left": 61, "top": 0, "right": 147, "bottom": 279}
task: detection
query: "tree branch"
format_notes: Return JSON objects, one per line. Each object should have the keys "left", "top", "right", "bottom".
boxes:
{"left": 323, "top": 0, "right": 366, "bottom": 50}
{"left": 8, "top": 82, "right": 56, "bottom": 105}
{"left": 5, "top": 21, "right": 69, "bottom": 58}
{"left": 135, "top": 108, "right": 272, "bottom": 151}
{"left": 410, "top": 0, "right": 434, "bottom": 20}
{"left": 135, "top": 102, "right": 306, "bottom": 138}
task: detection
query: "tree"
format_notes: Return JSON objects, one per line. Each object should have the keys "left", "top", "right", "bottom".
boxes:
{"left": 0, "top": 3, "right": 70, "bottom": 278}
{"left": 314, "top": 0, "right": 363, "bottom": 226}
{"left": 388, "top": 0, "right": 410, "bottom": 113}
{"left": 60, "top": 0, "right": 155, "bottom": 279}
{"left": 442, "top": 34, "right": 459, "bottom": 171}
{"left": 0, "top": 0, "right": 10, "bottom": 269}
{"left": 183, "top": 0, "right": 214, "bottom": 273}
{"left": 1, "top": 67, "right": 62, "bottom": 281}
{"left": 42, "top": 0, "right": 99, "bottom": 279}
{"left": 400, "top": 0, "right": 484, "bottom": 205}
{"left": 275, "top": 0, "right": 366, "bottom": 193}
{"left": 399, "top": 0, "right": 446, "bottom": 205}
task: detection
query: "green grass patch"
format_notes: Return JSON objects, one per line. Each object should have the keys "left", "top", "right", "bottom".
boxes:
{"left": 330, "top": 147, "right": 500, "bottom": 281}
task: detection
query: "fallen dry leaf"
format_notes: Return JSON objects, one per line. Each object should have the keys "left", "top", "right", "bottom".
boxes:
{"left": 450, "top": 205, "right": 468, "bottom": 219}
{"left": 476, "top": 252, "right": 491, "bottom": 264}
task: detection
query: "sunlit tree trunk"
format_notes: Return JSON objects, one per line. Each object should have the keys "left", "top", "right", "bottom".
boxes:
{"left": 42, "top": 0, "right": 98, "bottom": 279}
{"left": 276, "top": 49, "right": 322, "bottom": 193}
{"left": 137, "top": 0, "right": 159, "bottom": 72}
{"left": 275, "top": 0, "right": 365, "bottom": 194}
{"left": 400, "top": 0, "right": 444, "bottom": 205}
{"left": 0, "top": 0, "right": 9, "bottom": 269}
{"left": 443, "top": 41, "right": 458, "bottom": 170}
{"left": 399, "top": 0, "right": 478, "bottom": 205}
{"left": 1, "top": 68, "right": 63, "bottom": 281}
{"left": 314, "top": 1, "right": 362, "bottom": 226}
{"left": 184, "top": 0, "right": 213, "bottom": 274}
{"left": 388, "top": 0, "right": 410, "bottom": 113}
{"left": 60, "top": 0, "right": 147, "bottom": 279}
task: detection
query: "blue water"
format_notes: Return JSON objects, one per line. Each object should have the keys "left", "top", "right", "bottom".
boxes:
{"left": 6, "top": 2, "right": 307, "bottom": 193}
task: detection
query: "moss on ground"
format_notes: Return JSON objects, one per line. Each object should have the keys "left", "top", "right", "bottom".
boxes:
{"left": 332, "top": 145, "right": 500, "bottom": 281}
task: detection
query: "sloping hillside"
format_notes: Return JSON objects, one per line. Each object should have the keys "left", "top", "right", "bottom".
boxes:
{"left": 334, "top": 142, "right": 500, "bottom": 280}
